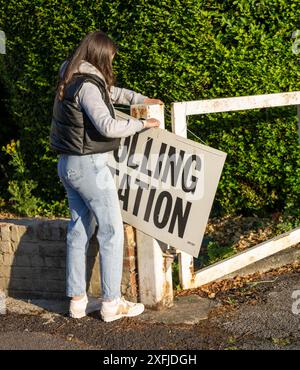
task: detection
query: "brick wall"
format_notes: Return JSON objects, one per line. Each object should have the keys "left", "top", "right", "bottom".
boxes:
{"left": 0, "top": 219, "right": 138, "bottom": 301}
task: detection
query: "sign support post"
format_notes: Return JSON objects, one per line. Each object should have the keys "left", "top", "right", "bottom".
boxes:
{"left": 131, "top": 104, "right": 174, "bottom": 308}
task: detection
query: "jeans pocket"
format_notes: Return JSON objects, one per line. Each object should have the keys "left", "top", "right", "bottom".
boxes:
{"left": 66, "top": 168, "right": 83, "bottom": 182}
{"left": 63, "top": 155, "right": 84, "bottom": 183}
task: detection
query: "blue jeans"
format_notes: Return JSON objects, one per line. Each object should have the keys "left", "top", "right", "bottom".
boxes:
{"left": 57, "top": 152, "right": 124, "bottom": 301}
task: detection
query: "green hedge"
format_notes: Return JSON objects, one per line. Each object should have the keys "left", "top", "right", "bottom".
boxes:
{"left": 0, "top": 0, "right": 300, "bottom": 216}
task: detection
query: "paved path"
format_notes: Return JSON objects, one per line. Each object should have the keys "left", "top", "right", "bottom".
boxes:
{"left": 0, "top": 270, "right": 300, "bottom": 350}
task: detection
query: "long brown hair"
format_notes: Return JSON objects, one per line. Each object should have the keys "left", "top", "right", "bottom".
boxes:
{"left": 57, "top": 31, "right": 118, "bottom": 101}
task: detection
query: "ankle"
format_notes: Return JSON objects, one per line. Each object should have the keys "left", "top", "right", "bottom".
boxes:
{"left": 102, "top": 297, "right": 120, "bottom": 305}
{"left": 71, "top": 294, "right": 86, "bottom": 302}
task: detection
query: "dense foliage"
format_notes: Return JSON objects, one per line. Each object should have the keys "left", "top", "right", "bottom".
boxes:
{"left": 0, "top": 0, "right": 300, "bottom": 216}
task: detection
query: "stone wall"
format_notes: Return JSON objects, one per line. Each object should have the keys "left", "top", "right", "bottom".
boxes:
{"left": 0, "top": 218, "right": 138, "bottom": 301}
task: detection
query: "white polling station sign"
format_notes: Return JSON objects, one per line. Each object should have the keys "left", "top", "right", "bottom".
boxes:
{"left": 107, "top": 114, "right": 226, "bottom": 257}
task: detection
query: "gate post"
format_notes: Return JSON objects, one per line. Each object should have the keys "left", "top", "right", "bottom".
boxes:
{"left": 130, "top": 103, "right": 174, "bottom": 309}
{"left": 171, "top": 102, "right": 195, "bottom": 290}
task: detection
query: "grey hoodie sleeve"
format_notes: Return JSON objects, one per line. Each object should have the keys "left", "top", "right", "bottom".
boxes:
{"left": 77, "top": 82, "right": 144, "bottom": 138}
{"left": 110, "top": 86, "right": 148, "bottom": 105}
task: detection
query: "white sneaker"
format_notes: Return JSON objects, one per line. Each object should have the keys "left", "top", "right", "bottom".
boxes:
{"left": 100, "top": 297, "right": 145, "bottom": 322}
{"left": 69, "top": 294, "right": 102, "bottom": 319}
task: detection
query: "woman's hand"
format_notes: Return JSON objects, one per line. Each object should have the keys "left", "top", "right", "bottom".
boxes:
{"left": 143, "top": 98, "right": 164, "bottom": 105}
{"left": 142, "top": 98, "right": 163, "bottom": 128}
{"left": 143, "top": 118, "right": 161, "bottom": 128}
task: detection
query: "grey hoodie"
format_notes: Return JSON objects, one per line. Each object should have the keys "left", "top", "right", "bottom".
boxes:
{"left": 60, "top": 60, "right": 147, "bottom": 138}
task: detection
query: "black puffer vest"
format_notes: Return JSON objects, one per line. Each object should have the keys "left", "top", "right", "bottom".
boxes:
{"left": 50, "top": 73, "right": 120, "bottom": 155}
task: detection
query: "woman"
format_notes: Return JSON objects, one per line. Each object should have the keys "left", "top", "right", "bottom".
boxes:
{"left": 50, "top": 31, "right": 162, "bottom": 322}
